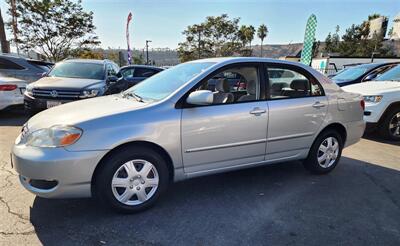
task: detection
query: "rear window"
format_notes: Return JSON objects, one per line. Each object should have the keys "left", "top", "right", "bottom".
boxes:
{"left": 27, "top": 60, "right": 53, "bottom": 72}
{"left": 0, "top": 58, "right": 24, "bottom": 70}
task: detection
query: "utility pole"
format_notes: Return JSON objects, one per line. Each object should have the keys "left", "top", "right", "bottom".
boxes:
{"left": 10, "top": 0, "right": 19, "bottom": 54}
{"left": 0, "top": 8, "right": 10, "bottom": 53}
{"left": 145, "top": 40, "right": 152, "bottom": 65}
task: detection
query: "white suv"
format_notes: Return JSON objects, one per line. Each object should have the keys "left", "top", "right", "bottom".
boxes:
{"left": 343, "top": 65, "right": 400, "bottom": 140}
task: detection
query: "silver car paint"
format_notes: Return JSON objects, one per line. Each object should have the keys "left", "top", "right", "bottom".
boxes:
{"left": 12, "top": 57, "right": 365, "bottom": 198}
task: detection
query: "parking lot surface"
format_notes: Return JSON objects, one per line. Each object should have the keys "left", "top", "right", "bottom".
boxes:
{"left": 0, "top": 109, "right": 399, "bottom": 246}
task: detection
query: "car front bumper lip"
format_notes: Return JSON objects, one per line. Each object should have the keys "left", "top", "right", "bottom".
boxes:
{"left": 12, "top": 143, "right": 107, "bottom": 198}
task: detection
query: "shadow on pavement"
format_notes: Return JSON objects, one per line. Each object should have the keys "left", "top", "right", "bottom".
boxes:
{"left": 0, "top": 108, "right": 29, "bottom": 127}
{"left": 29, "top": 158, "right": 400, "bottom": 246}
{"left": 363, "top": 132, "right": 400, "bottom": 146}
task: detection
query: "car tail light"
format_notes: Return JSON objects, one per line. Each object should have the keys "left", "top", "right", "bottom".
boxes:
{"left": 360, "top": 100, "right": 365, "bottom": 111}
{"left": 0, "top": 84, "right": 18, "bottom": 91}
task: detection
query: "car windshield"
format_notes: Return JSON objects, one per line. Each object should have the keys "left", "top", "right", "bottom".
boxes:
{"left": 374, "top": 65, "right": 400, "bottom": 81}
{"left": 124, "top": 62, "right": 215, "bottom": 101}
{"left": 332, "top": 67, "right": 370, "bottom": 82}
{"left": 48, "top": 62, "right": 105, "bottom": 80}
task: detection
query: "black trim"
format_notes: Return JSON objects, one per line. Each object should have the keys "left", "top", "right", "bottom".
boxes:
{"left": 176, "top": 62, "right": 265, "bottom": 109}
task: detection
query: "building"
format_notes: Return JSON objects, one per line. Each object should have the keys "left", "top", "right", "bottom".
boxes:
{"left": 368, "top": 16, "right": 388, "bottom": 39}
{"left": 390, "top": 12, "right": 400, "bottom": 40}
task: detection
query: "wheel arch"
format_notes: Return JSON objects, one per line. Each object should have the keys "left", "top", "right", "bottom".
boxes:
{"left": 378, "top": 101, "right": 400, "bottom": 123}
{"left": 318, "top": 122, "right": 347, "bottom": 145}
{"left": 91, "top": 140, "right": 175, "bottom": 195}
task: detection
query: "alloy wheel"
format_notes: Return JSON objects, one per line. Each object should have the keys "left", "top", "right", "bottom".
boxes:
{"left": 317, "top": 137, "right": 339, "bottom": 168}
{"left": 388, "top": 112, "right": 400, "bottom": 138}
{"left": 111, "top": 159, "right": 159, "bottom": 206}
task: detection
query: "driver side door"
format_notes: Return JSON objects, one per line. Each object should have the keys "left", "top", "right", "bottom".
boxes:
{"left": 180, "top": 63, "right": 269, "bottom": 174}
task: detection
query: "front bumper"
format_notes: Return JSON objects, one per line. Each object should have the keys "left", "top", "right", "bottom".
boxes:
{"left": 363, "top": 102, "right": 386, "bottom": 124}
{"left": 12, "top": 142, "right": 107, "bottom": 198}
{"left": 24, "top": 94, "right": 75, "bottom": 113}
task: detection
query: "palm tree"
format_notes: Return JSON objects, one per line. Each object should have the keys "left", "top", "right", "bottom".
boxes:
{"left": 246, "top": 25, "right": 256, "bottom": 49}
{"left": 238, "top": 25, "right": 248, "bottom": 47}
{"left": 257, "top": 24, "right": 268, "bottom": 57}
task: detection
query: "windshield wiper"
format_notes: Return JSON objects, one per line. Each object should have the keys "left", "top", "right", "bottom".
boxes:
{"left": 123, "top": 91, "right": 144, "bottom": 102}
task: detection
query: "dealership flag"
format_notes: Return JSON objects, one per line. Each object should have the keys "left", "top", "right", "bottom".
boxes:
{"left": 300, "top": 14, "right": 317, "bottom": 65}
{"left": 126, "top": 12, "right": 133, "bottom": 64}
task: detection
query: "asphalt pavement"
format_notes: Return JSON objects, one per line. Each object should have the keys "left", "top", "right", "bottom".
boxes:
{"left": 0, "top": 109, "right": 399, "bottom": 246}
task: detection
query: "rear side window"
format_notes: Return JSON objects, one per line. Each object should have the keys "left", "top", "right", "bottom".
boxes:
{"left": 134, "top": 68, "right": 159, "bottom": 78}
{"left": 0, "top": 58, "right": 24, "bottom": 70}
{"left": 267, "top": 66, "right": 323, "bottom": 99}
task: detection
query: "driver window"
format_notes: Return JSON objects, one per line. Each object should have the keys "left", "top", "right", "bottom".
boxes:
{"left": 195, "top": 66, "right": 260, "bottom": 105}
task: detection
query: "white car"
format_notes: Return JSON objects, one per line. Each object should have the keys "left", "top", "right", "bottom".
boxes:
{"left": 342, "top": 65, "right": 400, "bottom": 140}
{"left": 0, "top": 76, "right": 27, "bottom": 111}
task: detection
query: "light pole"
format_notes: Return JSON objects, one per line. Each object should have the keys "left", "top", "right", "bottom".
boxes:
{"left": 146, "top": 40, "right": 152, "bottom": 64}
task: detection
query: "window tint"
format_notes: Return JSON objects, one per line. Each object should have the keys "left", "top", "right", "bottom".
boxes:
{"left": 107, "top": 64, "right": 117, "bottom": 76}
{"left": 134, "top": 68, "right": 159, "bottom": 77}
{"left": 267, "top": 67, "right": 323, "bottom": 99}
{"left": 0, "top": 58, "right": 24, "bottom": 70}
{"left": 194, "top": 65, "right": 260, "bottom": 104}
{"left": 48, "top": 62, "right": 105, "bottom": 80}
{"left": 121, "top": 68, "right": 134, "bottom": 78}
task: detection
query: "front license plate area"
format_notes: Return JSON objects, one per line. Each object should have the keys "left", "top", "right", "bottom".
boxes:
{"left": 46, "top": 100, "right": 62, "bottom": 108}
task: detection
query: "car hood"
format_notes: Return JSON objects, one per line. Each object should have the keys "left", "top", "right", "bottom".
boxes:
{"left": 26, "top": 95, "right": 149, "bottom": 131}
{"left": 32, "top": 77, "right": 104, "bottom": 89}
{"left": 342, "top": 81, "right": 400, "bottom": 95}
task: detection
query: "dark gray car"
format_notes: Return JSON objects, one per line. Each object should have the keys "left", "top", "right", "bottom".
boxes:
{"left": 0, "top": 54, "right": 53, "bottom": 82}
{"left": 24, "top": 59, "right": 119, "bottom": 114}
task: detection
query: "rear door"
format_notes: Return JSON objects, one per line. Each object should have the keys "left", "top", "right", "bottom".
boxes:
{"left": 265, "top": 63, "right": 327, "bottom": 160}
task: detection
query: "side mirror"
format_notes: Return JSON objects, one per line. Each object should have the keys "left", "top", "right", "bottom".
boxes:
{"left": 186, "top": 90, "right": 213, "bottom": 105}
{"left": 364, "top": 74, "right": 377, "bottom": 81}
{"left": 107, "top": 75, "right": 118, "bottom": 83}
{"left": 116, "top": 71, "right": 122, "bottom": 78}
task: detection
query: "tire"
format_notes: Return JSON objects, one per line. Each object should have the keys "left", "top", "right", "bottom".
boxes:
{"left": 378, "top": 108, "right": 400, "bottom": 141}
{"left": 303, "top": 129, "right": 343, "bottom": 174}
{"left": 94, "top": 146, "right": 169, "bottom": 213}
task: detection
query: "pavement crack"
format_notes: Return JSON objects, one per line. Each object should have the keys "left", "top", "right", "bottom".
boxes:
{"left": 362, "top": 170, "right": 400, "bottom": 211}
{"left": 0, "top": 196, "right": 30, "bottom": 221}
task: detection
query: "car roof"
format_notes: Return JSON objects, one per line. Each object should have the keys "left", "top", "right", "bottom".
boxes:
{"left": 63, "top": 59, "right": 110, "bottom": 64}
{"left": 120, "top": 65, "right": 163, "bottom": 70}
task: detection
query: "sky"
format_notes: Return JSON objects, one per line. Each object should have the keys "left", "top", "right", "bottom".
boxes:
{"left": 1, "top": 0, "right": 400, "bottom": 50}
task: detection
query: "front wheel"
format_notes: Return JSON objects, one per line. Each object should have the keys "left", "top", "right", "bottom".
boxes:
{"left": 379, "top": 109, "right": 400, "bottom": 141}
{"left": 303, "top": 130, "right": 343, "bottom": 174}
{"left": 94, "top": 146, "right": 169, "bottom": 213}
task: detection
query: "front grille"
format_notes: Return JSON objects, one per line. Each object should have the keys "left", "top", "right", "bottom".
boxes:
{"left": 32, "top": 88, "right": 81, "bottom": 100}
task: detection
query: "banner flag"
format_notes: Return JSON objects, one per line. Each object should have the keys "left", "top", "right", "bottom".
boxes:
{"left": 126, "top": 12, "right": 133, "bottom": 64}
{"left": 300, "top": 14, "right": 317, "bottom": 66}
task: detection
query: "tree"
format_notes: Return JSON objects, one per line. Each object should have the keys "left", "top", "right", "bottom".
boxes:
{"left": 0, "top": 8, "right": 10, "bottom": 53}
{"left": 246, "top": 25, "right": 255, "bottom": 48}
{"left": 257, "top": 24, "right": 268, "bottom": 57}
{"left": 6, "top": 0, "right": 99, "bottom": 61}
{"left": 178, "top": 14, "right": 242, "bottom": 62}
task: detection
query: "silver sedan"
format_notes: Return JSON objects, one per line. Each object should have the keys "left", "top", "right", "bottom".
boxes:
{"left": 11, "top": 58, "right": 365, "bottom": 213}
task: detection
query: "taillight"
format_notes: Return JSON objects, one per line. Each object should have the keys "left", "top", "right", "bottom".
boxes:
{"left": 0, "top": 84, "right": 18, "bottom": 91}
{"left": 360, "top": 100, "right": 365, "bottom": 111}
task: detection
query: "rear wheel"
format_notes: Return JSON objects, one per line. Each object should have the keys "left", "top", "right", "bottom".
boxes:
{"left": 94, "top": 146, "right": 169, "bottom": 213}
{"left": 379, "top": 108, "right": 400, "bottom": 141}
{"left": 303, "top": 130, "right": 343, "bottom": 174}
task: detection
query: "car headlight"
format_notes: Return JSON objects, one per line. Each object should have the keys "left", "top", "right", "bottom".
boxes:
{"left": 363, "top": 95, "right": 383, "bottom": 103}
{"left": 25, "top": 84, "right": 34, "bottom": 97}
{"left": 21, "top": 125, "right": 82, "bottom": 147}
{"left": 80, "top": 89, "right": 100, "bottom": 98}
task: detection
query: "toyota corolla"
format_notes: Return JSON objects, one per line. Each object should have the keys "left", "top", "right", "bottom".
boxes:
{"left": 11, "top": 58, "right": 365, "bottom": 213}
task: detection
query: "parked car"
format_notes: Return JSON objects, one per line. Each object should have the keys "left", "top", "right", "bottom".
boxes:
{"left": 343, "top": 64, "right": 400, "bottom": 140}
{"left": 0, "top": 75, "right": 27, "bottom": 111}
{"left": 0, "top": 54, "right": 53, "bottom": 82}
{"left": 11, "top": 58, "right": 365, "bottom": 213}
{"left": 24, "top": 59, "right": 119, "bottom": 114}
{"left": 106, "top": 65, "right": 163, "bottom": 94}
{"left": 331, "top": 62, "right": 398, "bottom": 87}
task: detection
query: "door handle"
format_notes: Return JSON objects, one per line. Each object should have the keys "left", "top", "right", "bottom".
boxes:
{"left": 312, "top": 101, "right": 326, "bottom": 109}
{"left": 250, "top": 107, "right": 266, "bottom": 116}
